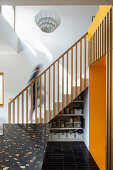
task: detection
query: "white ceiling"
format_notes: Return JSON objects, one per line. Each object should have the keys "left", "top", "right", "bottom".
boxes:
{"left": 15, "top": 6, "right": 99, "bottom": 62}
{"left": 0, "top": 0, "right": 113, "bottom": 5}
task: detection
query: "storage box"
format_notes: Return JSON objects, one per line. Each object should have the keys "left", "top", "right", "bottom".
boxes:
{"left": 52, "top": 132, "right": 60, "bottom": 139}
{"left": 74, "top": 122, "right": 78, "bottom": 128}
{"left": 49, "top": 132, "right": 52, "bottom": 139}
{"left": 60, "top": 132, "right": 67, "bottom": 139}
{"left": 76, "top": 133, "right": 84, "bottom": 140}
{"left": 77, "top": 122, "right": 82, "bottom": 128}
{"left": 74, "top": 109, "right": 82, "bottom": 115}
{"left": 65, "top": 122, "right": 73, "bottom": 128}
{"left": 67, "top": 132, "right": 75, "bottom": 139}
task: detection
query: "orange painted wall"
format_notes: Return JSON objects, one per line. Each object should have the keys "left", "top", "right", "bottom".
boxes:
{"left": 89, "top": 56, "right": 106, "bottom": 170}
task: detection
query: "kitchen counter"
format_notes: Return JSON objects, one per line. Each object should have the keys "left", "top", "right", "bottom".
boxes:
{"left": 0, "top": 124, "right": 49, "bottom": 170}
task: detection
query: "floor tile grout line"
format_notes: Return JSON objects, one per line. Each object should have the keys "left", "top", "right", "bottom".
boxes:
{"left": 80, "top": 143, "right": 91, "bottom": 169}
{"left": 62, "top": 144, "right": 64, "bottom": 170}
{"left": 71, "top": 145, "right": 77, "bottom": 169}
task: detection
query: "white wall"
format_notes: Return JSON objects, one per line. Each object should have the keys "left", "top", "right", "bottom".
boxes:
{"left": 0, "top": 13, "right": 18, "bottom": 52}
{"left": 0, "top": 41, "right": 37, "bottom": 123}
{"left": 83, "top": 88, "right": 89, "bottom": 148}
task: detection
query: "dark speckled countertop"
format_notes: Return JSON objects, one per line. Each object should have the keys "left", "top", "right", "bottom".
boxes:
{"left": 0, "top": 124, "right": 49, "bottom": 170}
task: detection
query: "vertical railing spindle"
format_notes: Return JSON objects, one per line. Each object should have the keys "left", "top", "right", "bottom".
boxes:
{"left": 49, "top": 68, "right": 51, "bottom": 121}
{"left": 35, "top": 80, "right": 37, "bottom": 124}
{"left": 22, "top": 93, "right": 24, "bottom": 123}
{"left": 53, "top": 64, "right": 55, "bottom": 117}
{"left": 44, "top": 72, "right": 46, "bottom": 123}
{"left": 93, "top": 34, "right": 95, "bottom": 62}
{"left": 40, "top": 77, "right": 42, "bottom": 123}
{"left": 62, "top": 56, "right": 64, "bottom": 109}
{"left": 13, "top": 101, "right": 15, "bottom": 124}
{"left": 76, "top": 45, "right": 78, "bottom": 95}
{"left": 105, "top": 17, "right": 106, "bottom": 55}
{"left": 71, "top": 48, "right": 73, "bottom": 100}
{"left": 92, "top": 37, "right": 93, "bottom": 63}
{"left": 96, "top": 30, "right": 98, "bottom": 61}
{"left": 17, "top": 97, "right": 19, "bottom": 123}
{"left": 102, "top": 21, "right": 104, "bottom": 56}
{"left": 94, "top": 32, "right": 96, "bottom": 62}
{"left": 84, "top": 36, "right": 86, "bottom": 89}
{"left": 97, "top": 27, "right": 99, "bottom": 60}
{"left": 26, "top": 89, "right": 28, "bottom": 123}
{"left": 80, "top": 40, "right": 82, "bottom": 92}
{"left": 100, "top": 24, "right": 102, "bottom": 58}
{"left": 31, "top": 84, "right": 33, "bottom": 123}
{"left": 67, "top": 53, "right": 68, "bottom": 105}
{"left": 58, "top": 60, "right": 59, "bottom": 112}
{"left": 8, "top": 103, "right": 11, "bottom": 123}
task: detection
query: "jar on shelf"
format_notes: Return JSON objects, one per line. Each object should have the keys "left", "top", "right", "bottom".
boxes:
{"left": 71, "top": 109, "right": 73, "bottom": 114}
{"left": 78, "top": 95, "right": 82, "bottom": 101}
{"left": 51, "top": 122, "right": 56, "bottom": 128}
{"left": 77, "top": 116, "right": 81, "bottom": 122}
{"left": 77, "top": 122, "right": 82, "bottom": 128}
{"left": 73, "top": 117, "right": 78, "bottom": 122}
{"left": 65, "top": 122, "right": 70, "bottom": 128}
{"left": 66, "top": 121, "right": 73, "bottom": 128}
{"left": 64, "top": 107, "right": 70, "bottom": 114}
{"left": 61, "top": 121, "right": 64, "bottom": 128}
{"left": 56, "top": 121, "right": 61, "bottom": 128}
{"left": 69, "top": 118, "right": 73, "bottom": 123}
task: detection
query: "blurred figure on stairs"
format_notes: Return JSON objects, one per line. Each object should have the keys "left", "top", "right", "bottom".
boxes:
{"left": 28, "top": 64, "right": 44, "bottom": 121}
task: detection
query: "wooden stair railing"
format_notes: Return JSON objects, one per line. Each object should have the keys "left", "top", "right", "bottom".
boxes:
{"left": 8, "top": 32, "right": 88, "bottom": 124}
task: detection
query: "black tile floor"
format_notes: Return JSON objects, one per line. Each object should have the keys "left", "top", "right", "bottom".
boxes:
{"left": 42, "top": 142, "right": 100, "bottom": 170}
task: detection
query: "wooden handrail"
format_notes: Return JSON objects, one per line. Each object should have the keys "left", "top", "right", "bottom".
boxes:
{"left": 9, "top": 32, "right": 88, "bottom": 104}
{"left": 8, "top": 32, "right": 88, "bottom": 124}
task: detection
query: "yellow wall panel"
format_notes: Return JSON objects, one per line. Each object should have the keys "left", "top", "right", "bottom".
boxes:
{"left": 88, "top": 5, "right": 112, "bottom": 41}
{"left": 89, "top": 56, "right": 106, "bottom": 170}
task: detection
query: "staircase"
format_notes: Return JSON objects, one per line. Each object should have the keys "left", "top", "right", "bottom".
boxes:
{"left": 8, "top": 32, "right": 88, "bottom": 124}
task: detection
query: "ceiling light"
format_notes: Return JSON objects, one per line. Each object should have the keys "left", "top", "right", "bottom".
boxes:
{"left": 35, "top": 9, "right": 61, "bottom": 33}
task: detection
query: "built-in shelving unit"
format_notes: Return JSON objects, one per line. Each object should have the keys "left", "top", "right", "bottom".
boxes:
{"left": 48, "top": 93, "right": 85, "bottom": 142}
